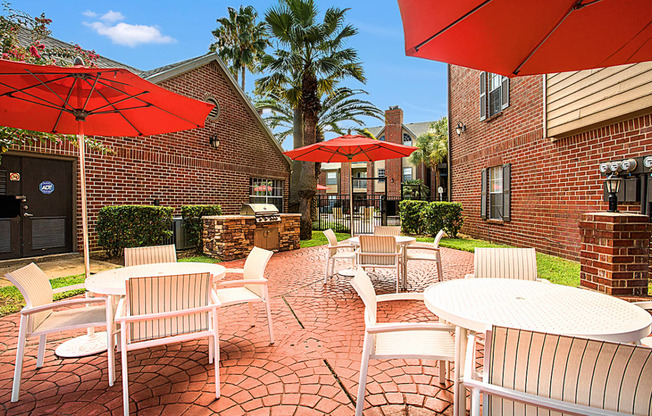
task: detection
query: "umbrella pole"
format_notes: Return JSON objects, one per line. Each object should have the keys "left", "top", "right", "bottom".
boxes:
{"left": 78, "top": 121, "right": 91, "bottom": 279}
{"left": 349, "top": 162, "right": 354, "bottom": 237}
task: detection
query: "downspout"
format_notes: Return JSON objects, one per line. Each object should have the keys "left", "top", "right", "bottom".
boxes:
{"left": 447, "top": 64, "right": 452, "bottom": 202}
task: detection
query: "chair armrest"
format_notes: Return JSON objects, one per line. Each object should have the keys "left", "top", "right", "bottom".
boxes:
{"left": 377, "top": 293, "right": 424, "bottom": 302}
{"left": 465, "top": 273, "right": 474, "bottom": 279}
{"left": 330, "top": 243, "right": 355, "bottom": 250}
{"left": 115, "top": 303, "right": 219, "bottom": 324}
{"left": 366, "top": 322, "right": 455, "bottom": 334}
{"left": 216, "top": 279, "right": 268, "bottom": 288}
{"left": 20, "top": 297, "right": 107, "bottom": 315}
{"left": 406, "top": 245, "right": 440, "bottom": 252}
{"left": 356, "top": 252, "right": 401, "bottom": 257}
{"left": 223, "top": 268, "right": 245, "bottom": 275}
{"left": 52, "top": 283, "right": 87, "bottom": 294}
{"left": 537, "top": 278, "right": 551, "bottom": 284}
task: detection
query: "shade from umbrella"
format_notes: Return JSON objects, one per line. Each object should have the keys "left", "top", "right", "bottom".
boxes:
{"left": 0, "top": 59, "right": 214, "bottom": 279}
{"left": 284, "top": 134, "right": 417, "bottom": 235}
{"left": 398, "top": 0, "right": 652, "bottom": 77}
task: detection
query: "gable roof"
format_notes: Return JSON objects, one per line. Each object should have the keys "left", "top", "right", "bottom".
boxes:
{"left": 366, "top": 121, "right": 434, "bottom": 140}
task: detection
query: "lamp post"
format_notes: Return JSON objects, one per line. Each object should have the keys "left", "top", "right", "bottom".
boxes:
{"left": 605, "top": 174, "right": 622, "bottom": 212}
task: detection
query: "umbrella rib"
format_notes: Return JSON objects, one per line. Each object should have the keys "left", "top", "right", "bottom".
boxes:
{"left": 80, "top": 73, "right": 102, "bottom": 113}
{"left": 512, "top": 0, "right": 603, "bottom": 75}
{"left": 52, "top": 79, "right": 76, "bottom": 132}
{"left": 601, "top": 18, "right": 652, "bottom": 65}
{"left": 415, "top": 0, "right": 492, "bottom": 52}
{"left": 91, "top": 86, "right": 145, "bottom": 136}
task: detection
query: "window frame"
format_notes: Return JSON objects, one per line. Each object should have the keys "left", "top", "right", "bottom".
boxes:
{"left": 488, "top": 166, "right": 503, "bottom": 220}
{"left": 402, "top": 133, "right": 412, "bottom": 146}
{"left": 402, "top": 167, "right": 413, "bottom": 182}
{"left": 480, "top": 72, "right": 510, "bottom": 120}
{"left": 326, "top": 171, "right": 337, "bottom": 185}
{"left": 481, "top": 164, "right": 511, "bottom": 222}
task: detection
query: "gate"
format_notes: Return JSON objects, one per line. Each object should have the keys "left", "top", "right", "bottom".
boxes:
{"left": 315, "top": 194, "right": 401, "bottom": 235}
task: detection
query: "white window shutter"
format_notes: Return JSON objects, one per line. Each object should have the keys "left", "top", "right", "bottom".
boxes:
{"left": 501, "top": 76, "right": 510, "bottom": 110}
{"left": 480, "top": 72, "right": 487, "bottom": 121}
{"left": 481, "top": 168, "right": 487, "bottom": 219}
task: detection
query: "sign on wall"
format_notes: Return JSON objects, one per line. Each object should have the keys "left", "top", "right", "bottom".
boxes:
{"left": 39, "top": 181, "right": 54, "bottom": 194}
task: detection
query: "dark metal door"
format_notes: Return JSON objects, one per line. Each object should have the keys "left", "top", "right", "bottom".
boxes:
{"left": 0, "top": 156, "right": 21, "bottom": 260}
{"left": 0, "top": 155, "right": 73, "bottom": 259}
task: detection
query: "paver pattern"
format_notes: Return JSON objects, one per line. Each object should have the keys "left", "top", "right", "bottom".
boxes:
{"left": 0, "top": 244, "right": 473, "bottom": 415}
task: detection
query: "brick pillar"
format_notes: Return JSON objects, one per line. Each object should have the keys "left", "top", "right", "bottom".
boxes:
{"left": 385, "top": 106, "right": 403, "bottom": 198}
{"left": 579, "top": 212, "right": 651, "bottom": 296}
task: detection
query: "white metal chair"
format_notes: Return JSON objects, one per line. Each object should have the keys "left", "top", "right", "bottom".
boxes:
{"left": 634, "top": 301, "right": 652, "bottom": 347}
{"left": 324, "top": 228, "right": 356, "bottom": 280}
{"left": 464, "top": 325, "right": 652, "bottom": 416}
{"left": 214, "top": 247, "right": 275, "bottom": 344}
{"left": 405, "top": 229, "right": 445, "bottom": 282}
{"left": 373, "top": 225, "right": 401, "bottom": 236}
{"left": 5, "top": 263, "right": 114, "bottom": 402}
{"left": 466, "top": 247, "right": 548, "bottom": 282}
{"left": 350, "top": 269, "right": 456, "bottom": 416}
{"left": 356, "top": 235, "right": 402, "bottom": 292}
{"left": 115, "top": 272, "right": 219, "bottom": 416}
{"left": 124, "top": 244, "right": 177, "bottom": 266}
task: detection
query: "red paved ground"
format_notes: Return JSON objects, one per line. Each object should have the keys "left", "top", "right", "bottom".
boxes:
{"left": 0, "top": 245, "right": 474, "bottom": 415}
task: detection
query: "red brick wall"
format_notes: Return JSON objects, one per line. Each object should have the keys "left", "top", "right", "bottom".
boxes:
{"left": 449, "top": 64, "right": 652, "bottom": 260}
{"left": 8, "top": 60, "right": 290, "bottom": 253}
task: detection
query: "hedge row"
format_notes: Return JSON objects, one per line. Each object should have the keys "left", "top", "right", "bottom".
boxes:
{"left": 399, "top": 200, "right": 464, "bottom": 238}
{"left": 181, "top": 205, "right": 222, "bottom": 252}
{"left": 96, "top": 206, "right": 173, "bottom": 257}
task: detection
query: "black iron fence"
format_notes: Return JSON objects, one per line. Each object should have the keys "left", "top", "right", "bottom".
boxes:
{"left": 315, "top": 194, "right": 401, "bottom": 234}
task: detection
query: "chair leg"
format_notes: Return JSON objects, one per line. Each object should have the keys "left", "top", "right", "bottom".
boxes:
{"left": 213, "top": 310, "right": 220, "bottom": 399}
{"left": 208, "top": 336, "right": 214, "bottom": 364}
{"left": 355, "top": 336, "right": 372, "bottom": 416}
{"left": 438, "top": 360, "right": 446, "bottom": 385}
{"left": 120, "top": 323, "right": 129, "bottom": 416}
{"left": 264, "top": 298, "right": 275, "bottom": 344}
{"left": 248, "top": 302, "right": 255, "bottom": 327}
{"left": 36, "top": 334, "right": 46, "bottom": 368}
{"left": 11, "top": 315, "right": 28, "bottom": 402}
{"left": 106, "top": 297, "right": 115, "bottom": 386}
{"left": 436, "top": 253, "right": 444, "bottom": 281}
{"left": 325, "top": 257, "right": 331, "bottom": 281}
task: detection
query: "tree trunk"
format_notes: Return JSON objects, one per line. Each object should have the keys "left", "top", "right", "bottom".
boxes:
{"left": 241, "top": 67, "right": 246, "bottom": 91}
{"left": 289, "top": 108, "right": 303, "bottom": 213}
{"left": 298, "top": 114, "right": 316, "bottom": 239}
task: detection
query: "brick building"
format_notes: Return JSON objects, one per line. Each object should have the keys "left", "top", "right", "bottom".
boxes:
{"left": 0, "top": 39, "right": 290, "bottom": 260}
{"left": 448, "top": 62, "right": 652, "bottom": 260}
{"left": 318, "top": 106, "right": 447, "bottom": 205}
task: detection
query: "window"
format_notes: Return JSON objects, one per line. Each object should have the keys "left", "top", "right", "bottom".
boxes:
{"left": 250, "top": 178, "right": 284, "bottom": 210}
{"left": 480, "top": 164, "right": 511, "bottom": 221}
{"left": 480, "top": 72, "right": 509, "bottom": 120}
{"left": 326, "top": 171, "right": 337, "bottom": 185}
{"left": 403, "top": 167, "right": 413, "bottom": 182}
{"left": 354, "top": 171, "right": 367, "bottom": 188}
{"left": 377, "top": 168, "right": 386, "bottom": 179}
{"left": 403, "top": 133, "right": 412, "bottom": 146}
{"left": 379, "top": 135, "right": 385, "bottom": 141}
{"left": 205, "top": 96, "right": 220, "bottom": 121}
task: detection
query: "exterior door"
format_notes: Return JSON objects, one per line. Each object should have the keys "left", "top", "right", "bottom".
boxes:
{"left": 0, "top": 155, "right": 73, "bottom": 259}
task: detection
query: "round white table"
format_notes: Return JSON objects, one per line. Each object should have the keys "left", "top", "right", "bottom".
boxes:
{"left": 339, "top": 236, "right": 416, "bottom": 284}
{"left": 424, "top": 278, "right": 652, "bottom": 416}
{"left": 56, "top": 262, "right": 226, "bottom": 366}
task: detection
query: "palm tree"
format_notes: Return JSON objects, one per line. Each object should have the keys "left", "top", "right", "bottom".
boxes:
{"left": 210, "top": 5, "right": 268, "bottom": 91}
{"left": 409, "top": 116, "right": 448, "bottom": 168}
{"left": 255, "top": 87, "right": 383, "bottom": 146}
{"left": 263, "top": 0, "right": 365, "bottom": 239}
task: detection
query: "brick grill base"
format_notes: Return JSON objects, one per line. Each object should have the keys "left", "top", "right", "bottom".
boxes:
{"left": 579, "top": 212, "right": 651, "bottom": 296}
{"left": 202, "top": 214, "right": 300, "bottom": 260}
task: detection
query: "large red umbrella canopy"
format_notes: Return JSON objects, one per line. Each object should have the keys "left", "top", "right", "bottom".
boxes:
{"left": 398, "top": 0, "right": 652, "bottom": 77}
{"left": 284, "top": 134, "right": 418, "bottom": 162}
{"left": 0, "top": 59, "right": 214, "bottom": 135}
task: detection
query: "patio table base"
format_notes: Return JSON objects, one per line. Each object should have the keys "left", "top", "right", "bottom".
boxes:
{"left": 55, "top": 332, "right": 108, "bottom": 358}
{"left": 337, "top": 268, "right": 356, "bottom": 277}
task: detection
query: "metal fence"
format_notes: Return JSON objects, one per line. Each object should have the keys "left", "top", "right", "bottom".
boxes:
{"left": 315, "top": 194, "right": 401, "bottom": 235}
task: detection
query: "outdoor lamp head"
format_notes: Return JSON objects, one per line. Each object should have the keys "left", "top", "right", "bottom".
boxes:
{"left": 455, "top": 122, "right": 466, "bottom": 136}
{"left": 605, "top": 175, "right": 621, "bottom": 194}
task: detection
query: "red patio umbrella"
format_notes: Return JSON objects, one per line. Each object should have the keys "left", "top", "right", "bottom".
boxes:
{"left": 0, "top": 59, "right": 213, "bottom": 358}
{"left": 284, "top": 134, "right": 417, "bottom": 236}
{"left": 398, "top": 0, "right": 652, "bottom": 77}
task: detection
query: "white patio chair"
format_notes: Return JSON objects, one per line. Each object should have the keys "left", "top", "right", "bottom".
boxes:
{"left": 5, "top": 263, "right": 114, "bottom": 402}
{"left": 124, "top": 244, "right": 177, "bottom": 266}
{"left": 373, "top": 225, "right": 401, "bottom": 236}
{"left": 115, "top": 272, "right": 219, "bottom": 416}
{"left": 405, "top": 229, "right": 445, "bottom": 282}
{"left": 466, "top": 247, "right": 548, "bottom": 282}
{"left": 324, "top": 228, "right": 356, "bottom": 281}
{"left": 464, "top": 325, "right": 652, "bottom": 416}
{"left": 633, "top": 301, "right": 652, "bottom": 347}
{"left": 350, "top": 269, "right": 456, "bottom": 416}
{"left": 214, "top": 247, "right": 275, "bottom": 344}
{"left": 356, "top": 235, "right": 402, "bottom": 292}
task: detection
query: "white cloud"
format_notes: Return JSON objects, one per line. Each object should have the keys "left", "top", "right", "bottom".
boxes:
{"left": 84, "top": 21, "right": 176, "bottom": 47}
{"left": 100, "top": 11, "right": 124, "bottom": 23}
{"left": 82, "top": 10, "right": 97, "bottom": 18}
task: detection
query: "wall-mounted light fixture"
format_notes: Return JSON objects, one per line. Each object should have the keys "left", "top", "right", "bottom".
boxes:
{"left": 605, "top": 174, "right": 622, "bottom": 212}
{"left": 209, "top": 135, "right": 220, "bottom": 148}
{"left": 455, "top": 121, "right": 466, "bottom": 136}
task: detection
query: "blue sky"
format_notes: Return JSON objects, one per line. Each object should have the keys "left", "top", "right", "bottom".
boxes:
{"left": 8, "top": 0, "right": 448, "bottom": 134}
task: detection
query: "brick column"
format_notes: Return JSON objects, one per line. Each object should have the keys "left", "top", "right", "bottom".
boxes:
{"left": 579, "top": 212, "right": 651, "bottom": 296}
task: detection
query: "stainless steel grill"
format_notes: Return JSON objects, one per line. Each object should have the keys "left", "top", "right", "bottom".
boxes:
{"left": 240, "top": 203, "right": 280, "bottom": 223}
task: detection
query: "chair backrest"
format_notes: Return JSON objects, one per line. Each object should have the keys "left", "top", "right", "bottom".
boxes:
{"left": 350, "top": 269, "right": 378, "bottom": 327}
{"left": 433, "top": 229, "right": 445, "bottom": 248}
{"left": 485, "top": 325, "right": 652, "bottom": 415}
{"left": 374, "top": 226, "right": 401, "bottom": 236}
{"left": 124, "top": 244, "right": 177, "bottom": 267}
{"left": 126, "top": 272, "right": 211, "bottom": 342}
{"left": 474, "top": 247, "right": 537, "bottom": 280}
{"left": 324, "top": 228, "right": 338, "bottom": 256}
{"left": 243, "top": 246, "right": 274, "bottom": 297}
{"left": 359, "top": 235, "right": 397, "bottom": 265}
{"left": 5, "top": 263, "right": 53, "bottom": 332}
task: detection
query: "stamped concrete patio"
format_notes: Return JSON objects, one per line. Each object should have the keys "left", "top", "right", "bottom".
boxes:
{"left": 0, "top": 244, "right": 473, "bottom": 415}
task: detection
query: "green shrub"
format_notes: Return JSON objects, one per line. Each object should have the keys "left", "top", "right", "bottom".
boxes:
{"left": 96, "top": 206, "right": 173, "bottom": 257}
{"left": 399, "top": 200, "right": 428, "bottom": 234}
{"left": 181, "top": 205, "right": 222, "bottom": 252}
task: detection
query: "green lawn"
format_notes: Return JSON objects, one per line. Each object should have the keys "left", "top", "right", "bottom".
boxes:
{"left": 301, "top": 230, "right": 351, "bottom": 248}
{"left": 179, "top": 256, "right": 221, "bottom": 264}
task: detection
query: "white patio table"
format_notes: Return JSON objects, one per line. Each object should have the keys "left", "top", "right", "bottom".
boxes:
{"left": 342, "top": 236, "right": 416, "bottom": 287}
{"left": 424, "top": 278, "right": 652, "bottom": 416}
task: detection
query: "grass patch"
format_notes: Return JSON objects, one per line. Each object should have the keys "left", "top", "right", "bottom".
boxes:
{"left": 0, "top": 273, "right": 86, "bottom": 318}
{"left": 301, "top": 230, "right": 351, "bottom": 248}
{"left": 179, "top": 256, "right": 221, "bottom": 264}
